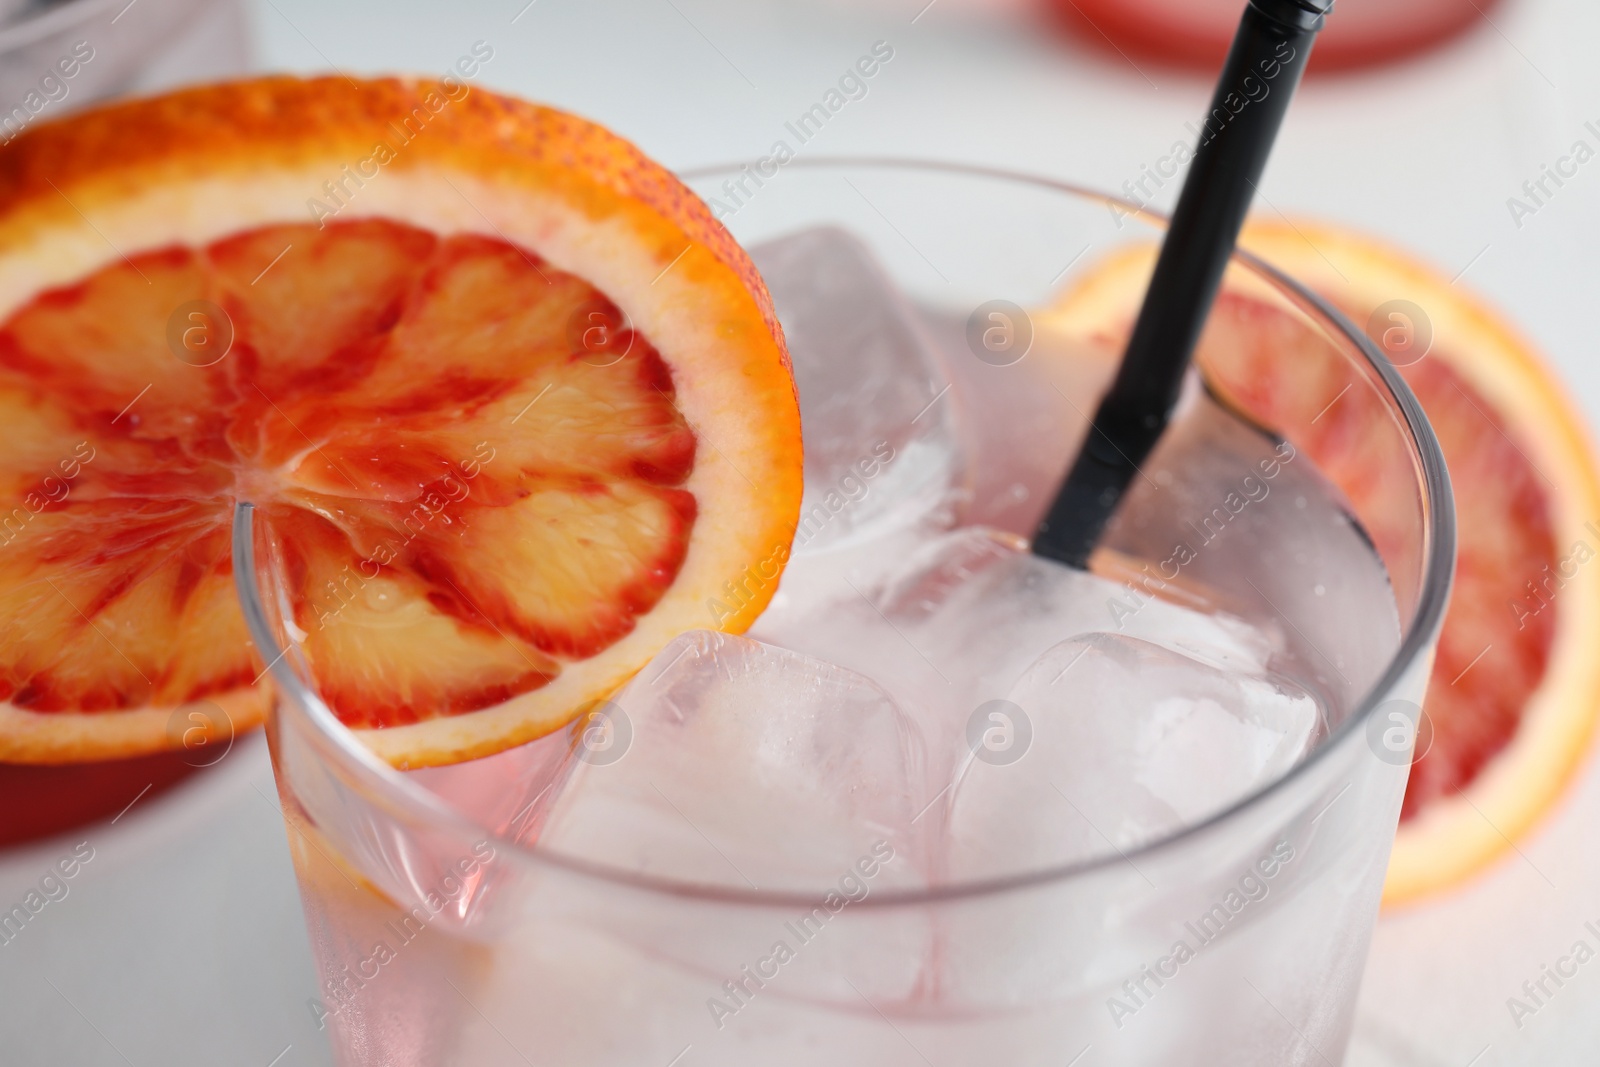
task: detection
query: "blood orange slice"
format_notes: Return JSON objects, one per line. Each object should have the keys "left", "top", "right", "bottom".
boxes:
{"left": 1042, "top": 221, "right": 1600, "bottom": 903}
{"left": 0, "top": 77, "right": 802, "bottom": 769}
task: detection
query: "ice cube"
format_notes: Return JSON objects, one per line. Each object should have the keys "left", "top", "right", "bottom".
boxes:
{"left": 537, "top": 630, "right": 926, "bottom": 892}
{"left": 946, "top": 632, "right": 1320, "bottom": 879}
{"left": 754, "top": 525, "right": 1282, "bottom": 785}
{"left": 750, "top": 228, "right": 964, "bottom": 552}
{"left": 918, "top": 306, "right": 1117, "bottom": 537}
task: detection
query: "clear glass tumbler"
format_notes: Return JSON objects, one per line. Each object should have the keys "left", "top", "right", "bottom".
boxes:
{"left": 236, "top": 161, "right": 1454, "bottom": 1066}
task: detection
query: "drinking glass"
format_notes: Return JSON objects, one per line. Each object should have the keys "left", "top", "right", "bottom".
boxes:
{"left": 0, "top": 0, "right": 250, "bottom": 128}
{"left": 235, "top": 160, "right": 1453, "bottom": 1066}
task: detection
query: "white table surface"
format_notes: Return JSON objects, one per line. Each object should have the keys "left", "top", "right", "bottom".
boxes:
{"left": 3, "top": 0, "right": 1598, "bottom": 1063}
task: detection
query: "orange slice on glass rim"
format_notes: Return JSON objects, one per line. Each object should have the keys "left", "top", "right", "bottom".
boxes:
{"left": 1042, "top": 220, "right": 1600, "bottom": 904}
{"left": 0, "top": 76, "right": 802, "bottom": 769}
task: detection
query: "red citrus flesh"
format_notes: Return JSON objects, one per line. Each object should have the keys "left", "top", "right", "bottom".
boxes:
{"left": 0, "top": 218, "right": 695, "bottom": 731}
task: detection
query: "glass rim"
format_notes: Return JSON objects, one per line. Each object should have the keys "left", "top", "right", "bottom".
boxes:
{"left": 235, "top": 156, "right": 1456, "bottom": 910}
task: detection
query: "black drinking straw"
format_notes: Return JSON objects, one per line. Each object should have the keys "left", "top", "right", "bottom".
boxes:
{"left": 1033, "top": 0, "right": 1333, "bottom": 570}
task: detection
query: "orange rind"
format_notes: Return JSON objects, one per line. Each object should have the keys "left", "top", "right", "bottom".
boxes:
{"left": 0, "top": 77, "right": 802, "bottom": 769}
